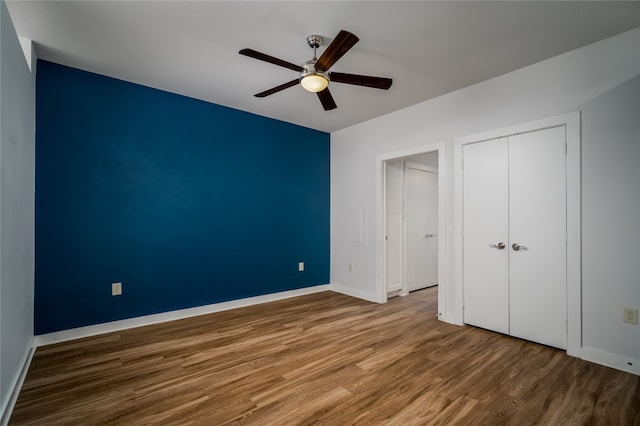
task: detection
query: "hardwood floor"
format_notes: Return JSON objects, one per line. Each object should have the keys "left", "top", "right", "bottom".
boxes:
{"left": 10, "top": 288, "right": 639, "bottom": 425}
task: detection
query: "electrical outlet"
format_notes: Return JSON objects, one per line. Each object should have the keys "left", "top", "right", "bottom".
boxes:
{"left": 348, "top": 264, "right": 353, "bottom": 272}
{"left": 623, "top": 307, "right": 638, "bottom": 324}
{"left": 112, "top": 282, "right": 122, "bottom": 296}
{"left": 298, "top": 262, "right": 304, "bottom": 272}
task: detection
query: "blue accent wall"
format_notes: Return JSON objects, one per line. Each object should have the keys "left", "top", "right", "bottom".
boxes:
{"left": 34, "top": 60, "right": 330, "bottom": 334}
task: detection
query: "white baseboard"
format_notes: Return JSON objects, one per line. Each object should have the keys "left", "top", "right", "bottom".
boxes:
{"left": 35, "top": 285, "right": 330, "bottom": 347}
{"left": 329, "top": 283, "right": 380, "bottom": 303}
{"left": 579, "top": 346, "right": 640, "bottom": 376}
{"left": 1, "top": 344, "right": 35, "bottom": 426}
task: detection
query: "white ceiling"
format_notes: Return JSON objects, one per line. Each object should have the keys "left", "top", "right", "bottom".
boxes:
{"left": 6, "top": 1, "right": 640, "bottom": 133}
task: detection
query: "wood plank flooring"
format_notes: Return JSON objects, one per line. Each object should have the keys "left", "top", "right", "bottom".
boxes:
{"left": 10, "top": 288, "right": 640, "bottom": 425}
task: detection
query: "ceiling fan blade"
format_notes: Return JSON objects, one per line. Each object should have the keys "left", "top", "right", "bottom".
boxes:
{"left": 254, "top": 79, "right": 300, "bottom": 98}
{"left": 315, "top": 30, "right": 359, "bottom": 72}
{"left": 317, "top": 88, "right": 337, "bottom": 111}
{"left": 330, "top": 72, "right": 392, "bottom": 90}
{"left": 239, "top": 48, "right": 303, "bottom": 72}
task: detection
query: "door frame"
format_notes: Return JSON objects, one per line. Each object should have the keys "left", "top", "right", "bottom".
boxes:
{"left": 377, "top": 141, "right": 447, "bottom": 317}
{"left": 453, "top": 111, "right": 581, "bottom": 357}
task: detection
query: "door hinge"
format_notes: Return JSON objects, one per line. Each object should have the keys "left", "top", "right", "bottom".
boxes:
{"left": 462, "top": 228, "right": 464, "bottom": 239}
{"left": 565, "top": 143, "right": 568, "bottom": 155}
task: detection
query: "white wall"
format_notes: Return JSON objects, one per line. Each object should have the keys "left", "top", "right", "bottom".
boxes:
{"left": 0, "top": 0, "right": 36, "bottom": 420}
{"left": 580, "top": 75, "right": 640, "bottom": 368}
{"left": 331, "top": 27, "right": 640, "bottom": 372}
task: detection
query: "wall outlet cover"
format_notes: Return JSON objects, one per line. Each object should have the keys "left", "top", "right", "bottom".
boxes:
{"left": 112, "top": 282, "right": 123, "bottom": 296}
{"left": 298, "top": 262, "right": 304, "bottom": 272}
{"left": 623, "top": 307, "right": 638, "bottom": 324}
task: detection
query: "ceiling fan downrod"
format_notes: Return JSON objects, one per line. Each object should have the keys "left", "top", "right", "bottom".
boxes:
{"left": 306, "top": 35, "right": 323, "bottom": 61}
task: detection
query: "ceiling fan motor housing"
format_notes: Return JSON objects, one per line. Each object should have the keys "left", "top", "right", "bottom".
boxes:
{"left": 300, "top": 60, "right": 329, "bottom": 82}
{"left": 306, "top": 35, "right": 323, "bottom": 49}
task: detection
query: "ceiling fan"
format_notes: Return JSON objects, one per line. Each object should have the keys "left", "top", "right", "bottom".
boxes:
{"left": 239, "top": 30, "right": 392, "bottom": 111}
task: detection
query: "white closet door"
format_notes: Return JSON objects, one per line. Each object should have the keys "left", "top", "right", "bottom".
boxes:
{"left": 509, "top": 127, "right": 567, "bottom": 349}
{"left": 463, "top": 138, "right": 510, "bottom": 334}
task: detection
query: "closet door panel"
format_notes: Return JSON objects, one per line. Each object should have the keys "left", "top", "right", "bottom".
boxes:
{"left": 509, "top": 127, "right": 567, "bottom": 349}
{"left": 463, "top": 138, "right": 510, "bottom": 334}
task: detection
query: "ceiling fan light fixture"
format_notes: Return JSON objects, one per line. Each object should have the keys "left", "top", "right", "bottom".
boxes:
{"left": 240, "top": 30, "right": 391, "bottom": 111}
{"left": 300, "top": 73, "right": 329, "bottom": 92}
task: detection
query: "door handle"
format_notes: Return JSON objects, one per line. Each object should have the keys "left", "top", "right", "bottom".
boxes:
{"left": 489, "top": 242, "right": 506, "bottom": 249}
{"left": 425, "top": 233, "right": 437, "bottom": 238}
{"left": 512, "top": 243, "right": 528, "bottom": 251}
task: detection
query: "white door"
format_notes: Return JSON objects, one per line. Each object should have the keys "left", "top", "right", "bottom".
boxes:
{"left": 509, "top": 127, "right": 567, "bottom": 349}
{"left": 405, "top": 164, "right": 438, "bottom": 291}
{"left": 385, "top": 160, "right": 404, "bottom": 293}
{"left": 463, "top": 138, "right": 510, "bottom": 334}
{"left": 463, "top": 128, "right": 567, "bottom": 349}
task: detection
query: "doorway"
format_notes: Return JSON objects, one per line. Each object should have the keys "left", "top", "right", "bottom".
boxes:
{"left": 383, "top": 152, "right": 440, "bottom": 299}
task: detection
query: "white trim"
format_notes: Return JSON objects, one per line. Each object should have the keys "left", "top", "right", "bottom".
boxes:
{"left": 376, "top": 141, "right": 448, "bottom": 312}
{"left": 564, "top": 112, "right": 582, "bottom": 358}
{"left": 35, "top": 285, "right": 330, "bottom": 346}
{"left": 1, "top": 345, "right": 35, "bottom": 426}
{"left": 453, "top": 111, "right": 582, "bottom": 356}
{"left": 579, "top": 346, "right": 640, "bottom": 376}
{"left": 330, "top": 283, "right": 379, "bottom": 303}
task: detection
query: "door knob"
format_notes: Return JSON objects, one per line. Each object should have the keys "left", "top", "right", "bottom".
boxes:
{"left": 512, "top": 243, "right": 528, "bottom": 251}
{"left": 489, "top": 242, "right": 506, "bottom": 249}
